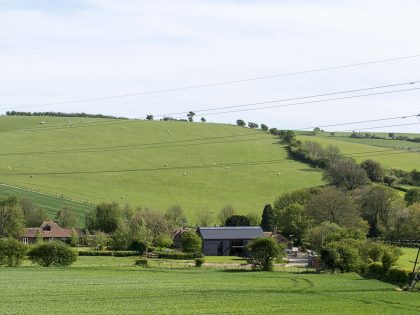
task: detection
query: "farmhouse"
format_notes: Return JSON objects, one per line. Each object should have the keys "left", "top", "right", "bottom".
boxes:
{"left": 197, "top": 226, "right": 264, "bottom": 256}
{"left": 22, "top": 221, "right": 84, "bottom": 245}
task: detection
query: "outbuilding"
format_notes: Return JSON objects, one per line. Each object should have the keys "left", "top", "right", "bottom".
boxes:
{"left": 197, "top": 226, "right": 264, "bottom": 256}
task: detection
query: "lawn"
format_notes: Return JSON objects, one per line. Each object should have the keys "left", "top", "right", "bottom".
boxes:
{"left": 398, "top": 247, "right": 419, "bottom": 270}
{"left": 1, "top": 264, "right": 419, "bottom": 314}
{"left": 0, "top": 116, "right": 324, "bottom": 222}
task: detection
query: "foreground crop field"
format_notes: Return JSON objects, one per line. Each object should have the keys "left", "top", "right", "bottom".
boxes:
{"left": 1, "top": 265, "right": 419, "bottom": 315}
{"left": 0, "top": 116, "right": 323, "bottom": 221}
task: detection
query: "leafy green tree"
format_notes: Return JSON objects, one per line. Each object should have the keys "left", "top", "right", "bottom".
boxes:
{"left": 361, "top": 159, "right": 385, "bottom": 182}
{"left": 181, "top": 231, "right": 202, "bottom": 253}
{"left": 356, "top": 186, "right": 405, "bottom": 237}
{"left": 201, "top": 117, "right": 206, "bottom": 123}
{"left": 146, "top": 114, "right": 154, "bottom": 120}
{"left": 260, "top": 204, "right": 275, "bottom": 232}
{"left": 140, "top": 208, "right": 170, "bottom": 244}
{"left": 225, "top": 215, "right": 250, "bottom": 226}
{"left": 87, "top": 231, "right": 110, "bottom": 250}
{"left": 154, "top": 234, "right": 173, "bottom": 249}
{"left": 165, "top": 205, "right": 187, "bottom": 228}
{"left": 405, "top": 188, "right": 420, "bottom": 205}
{"left": 22, "top": 199, "right": 49, "bottom": 227}
{"left": 27, "top": 242, "right": 77, "bottom": 267}
{"left": 324, "top": 159, "right": 369, "bottom": 190}
{"left": 381, "top": 246, "right": 402, "bottom": 273}
{"left": 279, "top": 130, "right": 296, "bottom": 144}
{"left": 217, "top": 205, "right": 235, "bottom": 226}
{"left": 246, "top": 212, "right": 260, "bottom": 226}
{"left": 86, "top": 202, "right": 121, "bottom": 233}
{"left": 248, "top": 122, "right": 259, "bottom": 129}
{"left": 70, "top": 229, "right": 80, "bottom": 247}
{"left": 0, "top": 238, "right": 27, "bottom": 267}
{"left": 274, "top": 188, "right": 319, "bottom": 210}
{"left": 392, "top": 203, "right": 420, "bottom": 239}
{"left": 187, "top": 111, "right": 196, "bottom": 122}
{"left": 275, "top": 203, "right": 310, "bottom": 245}
{"left": 320, "top": 240, "right": 361, "bottom": 273}
{"left": 260, "top": 124, "right": 268, "bottom": 131}
{"left": 55, "top": 206, "right": 78, "bottom": 228}
{"left": 0, "top": 196, "right": 24, "bottom": 238}
{"left": 246, "top": 237, "right": 285, "bottom": 271}
{"left": 236, "top": 119, "right": 246, "bottom": 127}
{"left": 323, "top": 145, "right": 341, "bottom": 165}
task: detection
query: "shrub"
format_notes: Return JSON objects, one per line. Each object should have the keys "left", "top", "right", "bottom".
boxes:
{"left": 320, "top": 240, "right": 361, "bottom": 273}
{"left": 28, "top": 242, "right": 77, "bottom": 267}
{"left": 381, "top": 246, "right": 402, "bottom": 273}
{"left": 135, "top": 258, "right": 149, "bottom": 268}
{"left": 0, "top": 238, "right": 27, "bottom": 267}
{"left": 129, "top": 241, "right": 147, "bottom": 254}
{"left": 195, "top": 258, "right": 205, "bottom": 267}
{"left": 78, "top": 250, "right": 113, "bottom": 256}
{"left": 153, "top": 234, "right": 173, "bottom": 249}
{"left": 156, "top": 251, "right": 202, "bottom": 260}
{"left": 366, "top": 262, "right": 384, "bottom": 277}
{"left": 246, "top": 237, "right": 285, "bottom": 271}
{"left": 387, "top": 267, "right": 411, "bottom": 284}
{"left": 181, "top": 231, "right": 202, "bottom": 254}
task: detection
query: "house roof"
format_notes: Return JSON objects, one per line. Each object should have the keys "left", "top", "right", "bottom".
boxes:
{"left": 198, "top": 226, "right": 264, "bottom": 240}
{"left": 23, "top": 221, "right": 84, "bottom": 238}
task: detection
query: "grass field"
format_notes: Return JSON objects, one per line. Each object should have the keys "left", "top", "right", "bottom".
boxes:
{"left": 0, "top": 116, "right": 324, "bottom": 222}
{"left": 0, "top": 183, "right": 93, "bottom": 226}
{"left": 297, "top": 134, "right": 420, "bottom": 170}
{"left": 398, "top": 248, "right": 419, "bottom": 270}
{"left": 1, "top": 263, "right": 419, "bottom": 314}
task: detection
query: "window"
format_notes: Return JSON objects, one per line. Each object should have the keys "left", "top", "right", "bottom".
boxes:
{"left": 23, "top": 238, "right": 28, "bottom": 245}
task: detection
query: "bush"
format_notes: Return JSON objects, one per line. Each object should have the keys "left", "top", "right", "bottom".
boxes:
{"left": 0, "top": 238, "right": 27, "bottom": 267}
{"left": 78, "top": 250, "right": 113, "bottom": 256}
{"left": 28, "top": 242, "right": 77, "bottom": 267}
{"left": 135, "top": 258, "right": 149, "bottom": 268}
{"left": 129, "top": 241, "right": 147, "bottom": 254}
{"left": 320, "top": 240, "right": 361, "bottom": 273}
{"left": 246, "top": 237, "right": 285, "bottom": 271}
{"left": 366, "top": 262, "right": 384, "bottom": 277}
{"left": 181, "top": 231, "right": 202, "bottom": 254}
{"left": 387, "top": 267, "right": 411, "bottom": 284}
{"left": 381, "top": 246, "right": 402, "bottom": 273}
{"left": 195, "top": 258, "right": 205, "bottom": 267}
{"left": 156, "top": 251, "right": 202, "bottom": 260}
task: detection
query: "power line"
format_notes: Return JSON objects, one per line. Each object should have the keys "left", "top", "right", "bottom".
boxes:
{"left": 1, "top": 148, "right": 418, "bottom": 177}
{"left": 1, "top": 84, "right": 419, "bottom": 134}
{"left": 4, "top": 54, "right": 420, "bottom": 110}
{"left": 0, "top": 114, "right": 418, "bottom": 157}
{"left": 339, "top": 122, "right": 420, "bottom": 132}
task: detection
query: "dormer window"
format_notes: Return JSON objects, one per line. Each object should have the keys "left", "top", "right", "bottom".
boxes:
{"left": 43, "top": 225, "right": 51, "bottom": 231}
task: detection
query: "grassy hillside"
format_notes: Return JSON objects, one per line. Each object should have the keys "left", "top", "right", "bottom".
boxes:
{"left": 297, "top": 134, "right": 420, "bottom": 170}
{"left": 0, "top": 116, "right": 323, "bottom": 221}
{"left": 1, "top": 265, "right": 419, "bottom": 314}
{"left": 0, "top": 183, "right": 92, "bottom": 225}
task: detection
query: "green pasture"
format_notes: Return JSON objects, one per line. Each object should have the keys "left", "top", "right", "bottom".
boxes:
{"left": 0, "top": 184, "right": 92, "bottom": 226}
{"left": 0, "top": 116, "right": 323, "bottom": 222}
{"left": 1, "top": 263, "right": 419, "bottom": 314}
{"left": 398, "top": 247, "right": 419, "bottom": 270}
{"left": 297, "top": 134, "right": 420, "bottom": 170}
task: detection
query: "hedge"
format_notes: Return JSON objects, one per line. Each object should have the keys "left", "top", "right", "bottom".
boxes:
{"left": 78, "top": 250, "right": 139, "bottom": 257}
{"left": 386, "top": 267, "right": 413, "bottom": 284}
{"left": 156, "top": 251, "right": 202, "bottom": 260}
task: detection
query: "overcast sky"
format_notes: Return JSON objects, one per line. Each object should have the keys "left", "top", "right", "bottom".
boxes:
{"left": 1, "top": 0, "right": 420, "bottom": 132}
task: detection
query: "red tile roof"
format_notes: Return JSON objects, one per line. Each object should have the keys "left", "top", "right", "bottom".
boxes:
{"left": 23, "top": 221, "right": 83, "bottom": 238}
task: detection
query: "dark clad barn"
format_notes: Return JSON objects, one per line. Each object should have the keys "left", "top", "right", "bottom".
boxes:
{"left": 197, "top": 226, "right": 264, "bottom": 256}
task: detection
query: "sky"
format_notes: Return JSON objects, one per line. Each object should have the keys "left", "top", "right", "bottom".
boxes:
{"left": 1, "top": 0, "right": 420, "bottom": 132}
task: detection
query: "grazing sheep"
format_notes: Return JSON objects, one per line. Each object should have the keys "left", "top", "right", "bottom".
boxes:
{"left": 183, "top": 172, "right": 187, "bottom": 176}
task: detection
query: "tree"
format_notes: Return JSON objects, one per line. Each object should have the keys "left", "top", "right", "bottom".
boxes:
{"left": 0, "top": 238, "right": 27, "bottom": 267}
{"left": 195, "top": 209, "right": 213, "bottom": 226}
{"left": 246, "top": 237, "right": 285, "bottom": 271}
{"left": 70, "top": 229, "right": 80, "bottom": 247}
{"left": 55, "top": 206, "right": 78, "bottom": 228}
{"left": 165, "top": 205, "right": 187, "bottom": 228}
{"left": 260, "top": 124, "right": 268, "bottom": 131}
{"left": 236, "top": 119, "right": 246, "bottom": 127}
{"left": 305, "top": 188, "right": 367, "bottom": 230}
{"left": 324, "top": 159, "right": 369, "bottom": 190}
{"left": 320, "top": 240, "right": 361, "bottom": 273}
{"left": 22, "top": 198, "right": 49, "bottom": 227}
{"left": 146, "top": 114, "right": 154, "bottom": 120}
{"left": 187, "top": 111, "right": 196, "bottom": 122}
{"left": 87, "top": 231, "right": 110, "bottom": 250}
{"left": 274, "top": 188, "right": 319, "bottom": 211}
{"left": 85, "top": 202, "right": 121, "bottom": 233}
{"left": 27, "top": 242, "right": 77, "bottom": 267}
{"left": 140, "top": 208, "right": 170, "bottom": 244}
{"left": 154, "top": 233, "right": 173, "bottom": 249}
{"left": 388, "top": 133, "right": 396, "bottom": 139}
{"left": 218, "top": 205, "right": 235, "bottom": 226}
{"left": 181, "top": 231, "right": 202, "bottom": 253}
{"left": 225, "top": 215, "right": 250, "bottom": 226}
{"left": 392, "top": 203, "right": 420, "bottom": 239}
{"left": 323, "top": 145, "right": 341, "bottom": 165}
{"left": 405, "top": 188, "right": 420, "bottom": 205}
{"left": 279, "top": 130, "right": 296, "bottom": 144}
{"left": 0, "top": 196, "right": 24, "bottom": 238}
{"left": 246, "top": 212, "right": 260, "bottom": 226}
{"left": 248, "top": 122, "right": 259, "bottom": 129}
{"left": 260, "top": 204, "right": 275, "bottom": 232}
{"left": 356, "top": 185, "right": 405, "bottom": 237}
{"left": 313, "top": 127, "right": 321, "bottom": 133}
{"left": 201, "top": 117, "right": 206, "bottom": 123}
{"left": 275, "top": 203, "right": 310, "bottom": 245}
{"left": 361, "top": 160, "right": 384, "bottom": 182}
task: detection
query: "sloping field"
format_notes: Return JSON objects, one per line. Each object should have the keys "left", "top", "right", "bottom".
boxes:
{"left": 297, "top": 134, "right": 420, "bottom": 170}
{"left": 1, "top": 266, "right": 419, "bottom": 314}
{"left": 0, "top": 116, "right": 323, "bottom": 221}
{"left": 0, "top": 183, "right": 92, "bottom": 225}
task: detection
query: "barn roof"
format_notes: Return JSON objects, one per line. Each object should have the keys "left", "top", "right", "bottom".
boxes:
{"left": 198, "top": 226, "right": 264, "bottom": 240}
